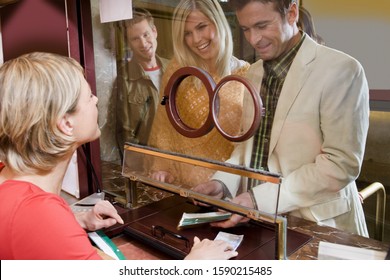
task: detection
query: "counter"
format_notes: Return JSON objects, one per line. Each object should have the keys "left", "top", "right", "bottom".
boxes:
{"left": 110, "top": 210, "right": 389, "bottom": 260}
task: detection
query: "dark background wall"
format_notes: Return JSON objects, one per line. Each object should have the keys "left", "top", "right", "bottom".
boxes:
{"left": 0, "top": 0, "right": 100, "bottom": 198}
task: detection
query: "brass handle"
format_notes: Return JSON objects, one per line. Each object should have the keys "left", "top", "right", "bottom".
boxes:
{"left": 359, "top": 182, "right": 386, "bottom": 241}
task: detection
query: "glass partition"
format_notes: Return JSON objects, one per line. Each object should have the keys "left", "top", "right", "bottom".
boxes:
{"left": 91, "top": 0, "right": 390, "bottom": 195}
{"left": 122, "top": 143, "right": 282, "bottom": 217}
{"left": 92, "top": 0, "right": 258, "bottom": 207}
{"left": 121, "top": 143, "right": 287, "bottom": 259}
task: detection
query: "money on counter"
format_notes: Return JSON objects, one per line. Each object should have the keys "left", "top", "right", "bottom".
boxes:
{"left": 177, "top": 211, "right": 232, "bottom": 229}
{"left": 214, "top": 231, "right": 244, "bottom": 251}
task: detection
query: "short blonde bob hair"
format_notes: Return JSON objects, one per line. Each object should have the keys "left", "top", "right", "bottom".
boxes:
{"left": 0, "top": 52, "right": 84, "bottom": 174}
{"left": 172, "top": 0, "right": 233, "bottom": 78}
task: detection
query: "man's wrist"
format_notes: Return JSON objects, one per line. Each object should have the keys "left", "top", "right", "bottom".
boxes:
{"left": 248, "top": 188, "right": 258, "bottom": 210}
{"left": 211, "top": 179, "right": 232, "bottom": 200}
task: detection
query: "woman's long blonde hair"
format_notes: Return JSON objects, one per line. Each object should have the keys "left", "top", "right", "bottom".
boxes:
{"left": 172, "top": 0, "right": 233, "bottom": 78}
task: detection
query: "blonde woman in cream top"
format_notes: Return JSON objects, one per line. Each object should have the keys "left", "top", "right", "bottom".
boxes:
{"left": 148, "top": 0, "right": 250, "bottom": 187}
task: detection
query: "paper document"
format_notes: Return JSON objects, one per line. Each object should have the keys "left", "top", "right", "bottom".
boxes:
{"left": 318, "top": 241, "right": 387, "bottom": 260}
{"left": 99, "top": 0, "right": 133, "bottom": 23}
{"left": 214, "top": 231, "right": 244, "bottom": 251}
{"left": 70, "top": 192, "right": 105, "bottom": 212}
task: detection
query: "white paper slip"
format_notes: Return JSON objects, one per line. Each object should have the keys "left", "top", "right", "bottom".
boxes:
{"left": 99, "top": 0, "right": 133, "bottom": 23}
{"left": 318, "top": 241, "right": 387, "bottom": 260}
{"left": 214, "top": 231, "right": 244, "bottom": 251}
{"left": 70, "top": 192, "right": 105, "bottom": 212}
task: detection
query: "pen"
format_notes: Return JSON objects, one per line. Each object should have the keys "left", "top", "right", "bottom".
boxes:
{"left": 74, "top": 203, "right": 95, "bottom": 207}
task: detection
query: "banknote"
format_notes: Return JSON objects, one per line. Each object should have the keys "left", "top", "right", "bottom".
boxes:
{"left": 214, "top": 231, "right": 244, "bottom": 251}
{"left": 177, "top": 211, "right": 232, "bottom": 229}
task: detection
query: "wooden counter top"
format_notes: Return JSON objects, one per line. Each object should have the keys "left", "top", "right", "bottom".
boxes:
{"left": 110, "top": 212, "right": 389, "bottom": 260}
{"left": 286, "top": 215, "right": 389, "bottom": 260}
{"left": 101, "top": 162, "right": 389, "bottom": 260}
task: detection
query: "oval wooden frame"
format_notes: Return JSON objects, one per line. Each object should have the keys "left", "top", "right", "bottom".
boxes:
{"left": 212, "top": 74, "right": 262, "bottom": 142}
{"left": 163, "top": 66, "right": 262, "bottom": 142}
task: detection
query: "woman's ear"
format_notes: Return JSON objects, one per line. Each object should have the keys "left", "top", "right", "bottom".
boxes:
{"left": 57, "top": 114, "right": 74, "bottom": 136}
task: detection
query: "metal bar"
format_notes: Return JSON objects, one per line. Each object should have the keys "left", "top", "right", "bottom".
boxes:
{"left": 359, "top": 182, "right": 386, "bottom": 241}
{"left": 124, "top": 143, "right": 282, "bottom": 184}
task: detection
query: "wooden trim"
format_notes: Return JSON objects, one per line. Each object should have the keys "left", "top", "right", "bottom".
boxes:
{"left": 67, "top": 0, "right": 89, "bottom": 198}
{"left": 369, "top": 90, "right": 390, "bottom": 112}
{"left": 66, "top": 0, "right": 80, "bottom": 61}
{"left": 78, "top": 0, "right": 102, "bottom": 193}
{"left": 67, "top": 0, "right": 102, "bottom": 198}
{"left": 75, "top": 147, "right": 89, "bottom": 198}
{"left": 370, "top": 89, "right": 390, "bottom": 101}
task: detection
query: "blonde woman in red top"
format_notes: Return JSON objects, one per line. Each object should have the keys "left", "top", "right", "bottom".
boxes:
{"left": 0, "top": 52, "right": 237, "bottom": 260}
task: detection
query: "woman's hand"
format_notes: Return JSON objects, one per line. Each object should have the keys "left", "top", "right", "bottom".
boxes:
{"left": 74, "top": 200, "right": 124, "bottom": 231}
{"left": 184, "top": 236, "right": 238, "bottom": 260}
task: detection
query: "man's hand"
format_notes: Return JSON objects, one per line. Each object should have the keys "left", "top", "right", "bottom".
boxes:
{"left": 191, "top": 180, "right": 224, "bottom": 206}
{"left": 192, "top": 180, "right": 224, "bottom": 198}
{"left": 211, "top": 192, "right": 254, "bottom": 228}
{"left": 184, "top": 236, "right": 238, "bottom": 260}
{"left": 75, "top": 200, "right": 124, "bottom": 231}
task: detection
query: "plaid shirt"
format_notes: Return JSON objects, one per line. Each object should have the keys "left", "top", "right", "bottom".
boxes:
{"left": 249, "top": 33, "right": 305, "bottom": 188}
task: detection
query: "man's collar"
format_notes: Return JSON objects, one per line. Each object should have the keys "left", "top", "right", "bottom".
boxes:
{"left": 264, "top": 32, "right": 306, "bottom": 77}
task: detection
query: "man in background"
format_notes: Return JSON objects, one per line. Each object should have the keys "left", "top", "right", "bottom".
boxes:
{"left": 116, "top": 8, "right": 168, "bottom": 159}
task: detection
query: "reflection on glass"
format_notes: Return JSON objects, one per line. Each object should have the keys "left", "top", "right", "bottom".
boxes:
{"left": 98, "top": 0, "right": 253, "bottom": 208}
{"left": 122, "top": 143, "right": 282, "bottom": 218}
{"left": 213, "top": 79, "right": 246, "bottom": 137}
{"left": 176, "top": 76, "right": 209, "bottom": 131}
